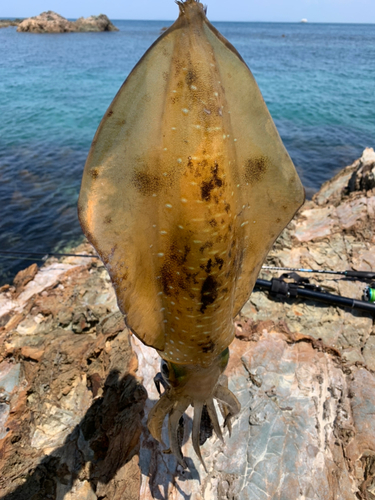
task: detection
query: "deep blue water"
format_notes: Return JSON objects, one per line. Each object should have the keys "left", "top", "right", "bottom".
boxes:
{"left": 0, "top": 20, "right": 374, "bottom": 285}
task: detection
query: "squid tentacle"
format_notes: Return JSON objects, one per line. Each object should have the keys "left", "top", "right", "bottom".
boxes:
{"left": 147, "top": 391, "right": 174, "bottom": 446}
{"left": 168, "top": 398, "right": 190, "bottom": 469}
{"left": 205, "top": 398, "right": 224, "bottom": 443}
{"left": 192, "top": 401, "right": 207, "bottom": 472}
{"left": 213, "top": 385, "right": 241, "bottom": 431}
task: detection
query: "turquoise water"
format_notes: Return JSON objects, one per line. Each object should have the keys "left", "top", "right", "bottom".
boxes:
{"left": 0, "top": 20, "right": 374, "bottom": 285}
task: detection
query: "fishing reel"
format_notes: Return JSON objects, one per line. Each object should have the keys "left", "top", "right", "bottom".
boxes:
{"left": 363, "top": 283, "right": 375, "bottom": 303}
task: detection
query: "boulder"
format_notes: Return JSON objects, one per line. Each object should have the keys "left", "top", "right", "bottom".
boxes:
{"left": 17, "top": 11, "right": 73, "bottom": 33}
{"left": 74, "top": 14, "right": 119, "bottom": 32}
{"left": 16, "top": 11, "right": 118, "bottom": 33}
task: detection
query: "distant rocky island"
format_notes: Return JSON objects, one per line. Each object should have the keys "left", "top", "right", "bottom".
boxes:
{"left": 12, "top": 11, "right": 118, "bottom": 33}
{"left": 0, "top": 19, "right": 23, "bottom": 28}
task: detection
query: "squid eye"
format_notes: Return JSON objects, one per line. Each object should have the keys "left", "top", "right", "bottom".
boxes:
{"left": 161, "top": 360, "right": 170, "bottom": 380}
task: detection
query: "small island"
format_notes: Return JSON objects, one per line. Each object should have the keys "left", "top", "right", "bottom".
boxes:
{"left": 16, "top": 11, "right": 118, "bottom": 33}
{"left": 0, "top": 19, "right": 23, "bottom": 28}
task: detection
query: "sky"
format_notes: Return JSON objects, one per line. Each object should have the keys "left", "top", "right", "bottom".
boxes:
{"left": 2, "top": 0, "right": 375, "bottom": 23}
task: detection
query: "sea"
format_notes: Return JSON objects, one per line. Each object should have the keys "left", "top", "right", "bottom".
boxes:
{"left": 0, "top": 20, "right": 374, "bottom": 285}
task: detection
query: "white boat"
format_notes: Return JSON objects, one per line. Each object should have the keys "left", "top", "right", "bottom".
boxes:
{"left": 300, "top": 18, "right": 308, "bottom": 23}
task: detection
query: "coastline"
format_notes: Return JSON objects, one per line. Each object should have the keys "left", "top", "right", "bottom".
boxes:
{"left": 0, "top": 148, "right": 374, "bottom": 497}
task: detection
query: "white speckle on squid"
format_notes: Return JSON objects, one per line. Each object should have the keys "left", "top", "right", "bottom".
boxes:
{"left": 214, "top": 92, "right": 218, "bottom": 97}
{"left": 150, "top": 244, "right": 153, "bottom": 248}
{"left": 177, "top": 158, "right": 182, "bottom": 163}
{"left": 166, "top": 203, "right": 173, "bottom": 208}
{"left": 237, "top": 184, "right": 240, "bottom": 188}
{"left": 192, "top": 287, "right": 199, "bottom": 291}
{"left": 181, "top": 198, "right": 187, "bottom": 203}
{"left": 160, "top": 230, "right": 167, "bottom": 235}
{"left": 196, "top": 200, "right": 203, "bottom": 204}
{"left": 172, "top": 90, "right": 177, "bottom": 93}
{"left": 169, "top": 286, "right": 173, "bottom": 289}
{"left": 164, "top": 320, "right": 168, "bottom": 323}
{"left": 171, "top": 328, "right": 175, "bottom": 332}
{"left": 190, "top": 182, "right": 198, "bottom": 186}
{"left": 171, "top": 127, "right": 176, "bottom": 130}
{"left": 204, "top": 108, "right": 211, "bottom": 114}
{"left": 171, "top": 301, "right": 175, "bottom": 305}
{"left": 152, "top": 224, "right": 156, "bottom": 227}
{"left": 164, "top": 147, "right": 168, "bottom": 151}
{"left": 152, "top": 193, "right": 157, "bottom": 197}
{"left": 157, "top": 253, "right": 164, "bottom": 257}
{"left": 170, "top": 340, "right": 174, "bottom": 344}
{"left": 253, "top": 220, "right": 256, "bottom": 223}
{"left": 223, "top": 134, "right": 226, "bottom": 139}
{"left": 241, "top": 221, "right": 249, "bottom": 227}
{"left": 163, "top": 172, "right": 167, "bottom": 176}
{"left": 178, "top": 341, "right": 184, "bottom": 345}
{"left": 178, "top": 225, "right": 184, "bottom": 230}
{"left": 157, "top": 291, "right": 163, "bottom": 295}
{"left": 175, "top": 316, "right": 180, "bottom": 320}
{"left": 195, "top": 124, "right": 201, "bottom": 129}
{"left": 160, "top": 307, "right": 165, "bottom": 312}
{"left": 234, "top": 138, "right": 237, "bottom": 142}
{"left": 193, "top": 240, "right": 202, "bottom": 244}
{"left": 191, "top": 85, "right": 197, "bottom": 90}
{"left": 182, "top": 108, "right": 189, "bottom": 114}
{"left": 188, "top": 267, "right": 195, "bottom": 270}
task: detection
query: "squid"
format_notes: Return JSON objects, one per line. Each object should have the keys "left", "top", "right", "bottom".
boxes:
{"left": 78, "top": 0, "right": 304, "bottom": 470}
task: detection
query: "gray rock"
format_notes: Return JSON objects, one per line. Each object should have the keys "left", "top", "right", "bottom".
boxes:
{"left": 17, "top": 11, "right": 118, "bottom": 33}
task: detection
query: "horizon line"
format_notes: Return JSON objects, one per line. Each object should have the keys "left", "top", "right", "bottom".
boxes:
{"left": 2, "top": 15, "right": 375, "bottom": 25}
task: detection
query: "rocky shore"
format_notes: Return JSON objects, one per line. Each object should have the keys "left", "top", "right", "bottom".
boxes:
{"left": 16, "top": 11, "right": 118, "bottom": 33}
{"left": 0, "top": 149, "right": 374, "bottom": 499}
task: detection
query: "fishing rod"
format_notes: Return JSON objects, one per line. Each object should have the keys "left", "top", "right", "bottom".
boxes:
{"left": 1, "top": 250, "right": 374, "bottom": 308}
{"left": 0, "top": 250, "right": 99, "bottom": 260}
{"left": 255, "top": 273, "right": 375, "bottom": 312}
{"left": 262, "top": 265, "right": 375, "bottom": 281}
